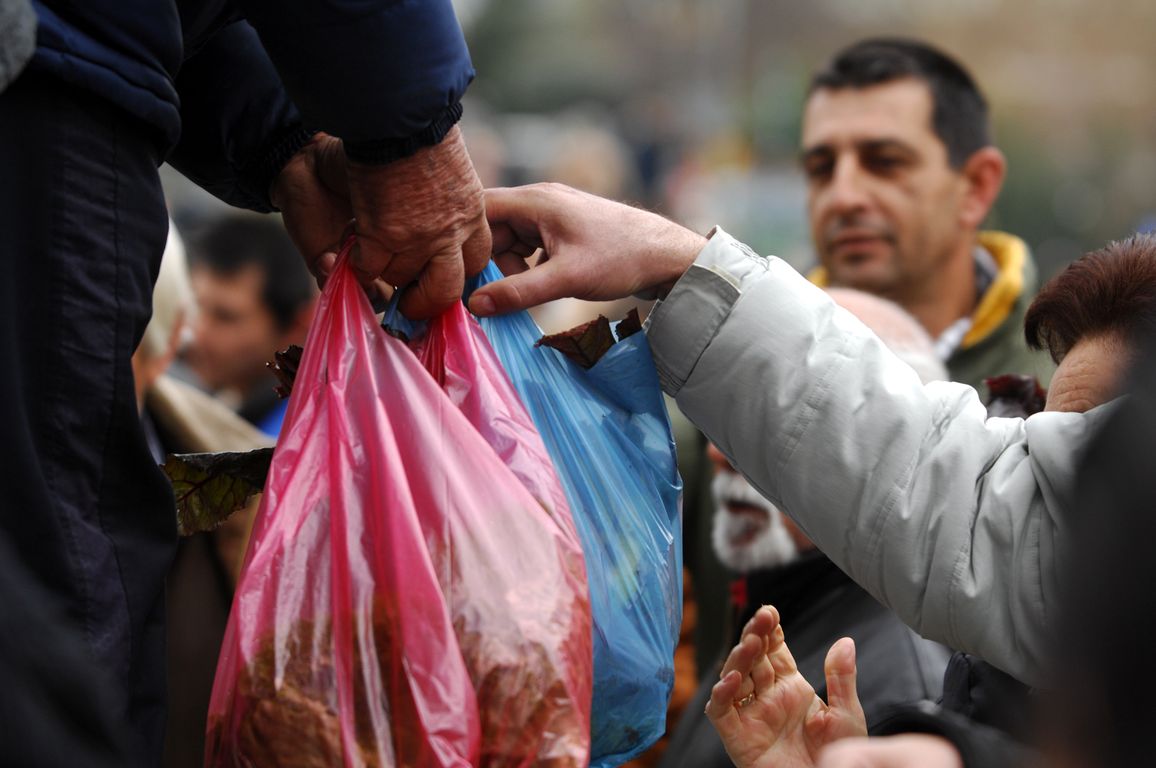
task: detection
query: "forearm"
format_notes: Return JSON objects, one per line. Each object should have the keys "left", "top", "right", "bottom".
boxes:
{"left": 167, "top": 21, "right": 314, "bottom": 212}
{"left": 238, "top": 0, "right": 472, "bottom": 157}
{"left": 646, "top": 228, "right": 1103, "bottom": 687}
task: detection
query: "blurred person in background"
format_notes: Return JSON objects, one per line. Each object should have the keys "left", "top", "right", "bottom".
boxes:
{"left": 131, "top": 222, "right": 272, "bottom": 768}
{"left": 802, "top": 37, "right": 1053, "bottom": 390}
{"left": 659, "top": 288, "right": 951, "bottom": 768}
{"left": 0, "top": 0, "right": 488, "bottom": 761}
{"left": 185, "top": 214, "right": 316, "bottom": 437}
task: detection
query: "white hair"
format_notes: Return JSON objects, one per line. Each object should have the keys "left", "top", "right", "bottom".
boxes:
{"left": 825, "top": 287, "right": 948, "bottom": 384}
{"left": 138, "top": 220, "right": 197, "bottom": 361}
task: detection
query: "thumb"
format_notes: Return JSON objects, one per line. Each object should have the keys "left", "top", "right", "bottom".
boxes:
{"left": 824, "top": 637, "right": 865, "bottom": 726}
{"left": 468, "top": 259, "right": 568, "bottom": 316}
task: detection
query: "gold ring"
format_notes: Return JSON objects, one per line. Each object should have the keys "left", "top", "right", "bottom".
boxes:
{"left": 734, "top": 692, "right": 756, "bottom": 708}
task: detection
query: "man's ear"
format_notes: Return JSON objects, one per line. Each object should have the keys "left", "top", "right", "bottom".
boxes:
{"left": 958, "top": 146, "right": 1006, "bottom": 231}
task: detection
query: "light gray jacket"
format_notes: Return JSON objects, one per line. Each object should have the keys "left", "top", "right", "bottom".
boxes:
{"left": 0, "top": 0, "right": 35, "bottom": 93}
{"left": 647, "top": 228, "right": 1114, "bottom": 687}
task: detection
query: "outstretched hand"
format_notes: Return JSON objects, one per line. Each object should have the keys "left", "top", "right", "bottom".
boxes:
{"left": 272, "top": 126, "right": 491, "bottom": 319}
{"left": 705, "top": 605, "right": 867, "bottom": 768}
{"left": 467, "top": 183, "right": 707, "bottom": 316}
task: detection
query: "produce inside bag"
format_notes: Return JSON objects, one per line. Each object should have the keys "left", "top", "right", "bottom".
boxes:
{"left": 205, "top": 242, "right": 592, "bottom": 768}
{"left": 469, "top": 263, "right": 683, "bottom": 767}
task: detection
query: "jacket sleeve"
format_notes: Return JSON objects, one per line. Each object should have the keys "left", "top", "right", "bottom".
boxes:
{"left": 645, "top": 227, "right": 1114, "bottom": 688}
{"left": 870, "top": 702, "right": 1035, "bottom": 768}
{"left": 167, "top": 20, "right": 315, "bottom": 212}
{"left": 238, "top": 0, "right": 473, "bottom": 163}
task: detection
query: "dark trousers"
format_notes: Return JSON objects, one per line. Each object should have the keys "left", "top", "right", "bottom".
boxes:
{"left": 0, "top": 70, "right": 177, "bottom": 764}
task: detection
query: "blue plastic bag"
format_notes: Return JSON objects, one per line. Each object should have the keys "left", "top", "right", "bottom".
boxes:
{"left": 469, "top": 263, "right": 683, "bottom": 767}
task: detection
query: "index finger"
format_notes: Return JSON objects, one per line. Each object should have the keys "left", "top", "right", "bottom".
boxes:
{"left": 484, "top": 186, "right": 550, "bottom": 256}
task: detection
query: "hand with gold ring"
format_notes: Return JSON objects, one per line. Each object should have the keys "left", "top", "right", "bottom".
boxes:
{"left": 704, "top": 605, "right": 867, "bottom": 768}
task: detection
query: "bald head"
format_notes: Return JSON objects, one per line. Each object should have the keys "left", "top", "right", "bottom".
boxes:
{"left": 827, "top": 287, "right": 948, "bottom": 384}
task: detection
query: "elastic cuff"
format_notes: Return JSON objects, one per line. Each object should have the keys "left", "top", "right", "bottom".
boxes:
{"left": 241, "top": 122, "right": 318, "bottom": 212}
{"left": 645, "top": 227, "right": 768, "bottom": 395}
{"left": 871, "top": 702, "right": 1034, "bottom": 768}
{"left": 343, "top": 102, "right": 463, "bottom": 165}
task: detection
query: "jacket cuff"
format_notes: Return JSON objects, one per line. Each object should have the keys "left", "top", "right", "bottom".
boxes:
{"left": 343, "top": 102, "right": 464, "bottom": 165}
{"left": 645, "top": 226, "right": 772, "bottom": 395}
{"left": 870, "top": 702, "right": 1035, "bottom": 768}
{"left": 241, "top": 122, "right": 318, "bottom": 212}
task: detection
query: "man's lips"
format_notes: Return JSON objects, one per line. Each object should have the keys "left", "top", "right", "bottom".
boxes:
{"left": 829, "top": 231, "right": 889, "bottom": 249}
{"left": 725, "top": 501, "right": 769, "bottom": 546}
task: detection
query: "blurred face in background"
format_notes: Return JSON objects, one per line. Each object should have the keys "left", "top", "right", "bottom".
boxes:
{"left": 707, "top": 442, "right": 812, "bottom": 573}
{"left": 187, "top": 264, "right": 282, "bottom": 394}
{"left": 801, "top": 78, "right": 971, "bottom": 301}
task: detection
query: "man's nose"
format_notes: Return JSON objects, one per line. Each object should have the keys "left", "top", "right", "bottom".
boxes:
{"left": 824, "top": 157, "right": 871, "bottom": 214}
{"left": 706, "top": 441, "right": 738, "bottom": 475}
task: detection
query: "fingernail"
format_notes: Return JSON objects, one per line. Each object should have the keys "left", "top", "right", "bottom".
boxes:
{"left": 471, "top": 294, "right": 495, "bottom": 316}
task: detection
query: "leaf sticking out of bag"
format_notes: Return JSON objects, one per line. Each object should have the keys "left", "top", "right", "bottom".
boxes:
{"left": 614, "top": 308, "right": 643, "bottom": 341}
{"left": 536, "top": 308, "right": 645, "bottom": 369}
{"left": 268, "top": 345, "right": 304, "bottom": 399}
{"left": 537, "top": 316, "right": 616, "bottom": 369}
{"left": 164, "top": 448, "right": 274, "bottom": 536}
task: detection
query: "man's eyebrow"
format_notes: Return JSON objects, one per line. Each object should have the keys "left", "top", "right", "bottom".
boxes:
{"left": 799, "top": 138, "right": 917, "bottom": 164}
{"left": 799, "top": 144, "right": 832, "bottom": 165}
{"left": 858, "top": 138, "right": 917, "bottom": 156}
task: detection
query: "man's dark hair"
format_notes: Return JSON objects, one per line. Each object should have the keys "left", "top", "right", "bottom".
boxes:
{"left": 187, "top": 214, "right": 314, "bottom": 331}
{"left": 809, "top": 38, "right": 991, "bottom": 168}
{"left": 1025, "top": 233, "right": 1156, "bottom": 364}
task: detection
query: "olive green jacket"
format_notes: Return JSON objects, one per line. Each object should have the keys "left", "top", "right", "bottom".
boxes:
{"left": 810, "top": 231, "right": 1055, "bottom": 393}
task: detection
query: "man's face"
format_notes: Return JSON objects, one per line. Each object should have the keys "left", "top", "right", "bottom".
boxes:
{"left": 706, "top": 442, "right": 811, "bottom": 573}
{"left": 187, "top": 265, "right": 281, "bottom": 394}
{"left": 801, "top": 78, "right": 970, "bottom": 300}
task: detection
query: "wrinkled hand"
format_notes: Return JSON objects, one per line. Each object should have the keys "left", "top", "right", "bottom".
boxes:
{"left": 346, "top": 125, "right": 490, "bottom": 319}
{"left": 270, "top": 132, "right": 350, "bottom": 288}
{"left": 272, "top": 126, "right": 489, "bottom": 318}
{"left": 705, "top": 605, "right": 867, "bottom": 768}
{"left": 467, "top": 183, "right": 707, "bottom": 317}
{"left": 817, "top": 735, "right": 963, "bottom": 768}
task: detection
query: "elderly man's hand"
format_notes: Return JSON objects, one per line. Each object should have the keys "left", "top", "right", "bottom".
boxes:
{"left": 273, "top": 126, "right": 489, "bottom": 318}
{"left": 346, "top": 125, "right": 489, "bottom": 319}
{"left": 468, "top": 183, "right": 707, "bottom": 316}
{"left": 270, "top": 132, "right": 351, "bottom": 288}
{"left": 705, "top": 605, "right": 867, "bottom": 768}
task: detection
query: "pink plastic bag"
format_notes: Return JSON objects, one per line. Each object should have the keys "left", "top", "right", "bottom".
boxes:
{"left": 205, "top": 246, "right": 592, "bottom": 767}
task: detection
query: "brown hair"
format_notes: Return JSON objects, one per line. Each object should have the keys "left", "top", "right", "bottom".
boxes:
{"left": 1025, "top": 233, "right": 1156, "bottom": 364}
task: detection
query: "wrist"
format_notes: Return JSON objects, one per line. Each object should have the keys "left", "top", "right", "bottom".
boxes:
{"left": 654, "top": 229, "right": 711, "bottom": 299}
{"left": 251, "top": 124, "right": 318, "bottom": 212}
{"left": 345, "top": 125, "right": 481, "bottom": 235}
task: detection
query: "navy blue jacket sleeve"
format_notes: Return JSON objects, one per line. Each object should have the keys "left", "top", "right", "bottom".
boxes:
{"left": 238, "top": 0, "right": 474, "bottom": 163}
{"left": 167, "top": 20, "right": 315, "bottom": 212}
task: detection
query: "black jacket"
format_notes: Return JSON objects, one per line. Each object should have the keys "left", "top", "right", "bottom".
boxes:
{"left": 29, "top": 0, "right": 473, "bottom": 210}
{"left": 659, "top": 551, "right": 950, "bottom": 768}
